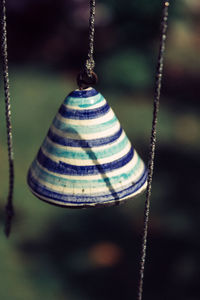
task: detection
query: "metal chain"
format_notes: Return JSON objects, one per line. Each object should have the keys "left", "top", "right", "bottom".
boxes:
{"left": 137, "top": 2, "right": 170, "bottom": 300}
{"left": 0, "top": 0, "right": 15, "bottom": 237}
{"left": 85, "top": 0, "right": 96, "bottom": 77}
{"left": 77, "top": 0, "right": 97, "bottom": 89}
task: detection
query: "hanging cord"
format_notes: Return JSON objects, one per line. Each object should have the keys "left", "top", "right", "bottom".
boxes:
{"left": 137, "top": 2, "right": 170, "bottom": 300}
{"left": 85, "top": 0, "right": 96, "bottom": 77}
{"left": 0, "top": 0, "right": 15, "bottom": 237}
{"left": 77, "top": 0, "right": 98, "bottom": 89}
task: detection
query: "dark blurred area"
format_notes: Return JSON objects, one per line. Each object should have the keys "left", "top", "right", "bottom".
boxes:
{"left": 0, "top": 0, "right": 200, "bottom": 299}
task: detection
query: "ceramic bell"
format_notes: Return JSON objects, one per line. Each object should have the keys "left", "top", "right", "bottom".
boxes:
{"left": 27, "top": 87, "right": 147, "bottom": 207}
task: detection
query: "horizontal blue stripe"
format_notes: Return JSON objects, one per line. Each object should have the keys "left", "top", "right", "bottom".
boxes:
{"left": 47, "top": 127, "right": 123, "bottom": 148}
{"left": 43, "top": 135, "right": 129, "bottom": 160}
{"left": 30, "top": 155, "right": 142, "bottom": 189}
{"left": 65, "top": 94, "right": 103, "bottom": 108}
{"left": 36, "top": 147, "right": 134, "bottom": 175}
{"left": 68, "top": 88, "right": 98, "bottom": 98}
{"left": 59, "top": 103, "right": 110, "bottom": 120}
{"left": 53, "top": 115, "right": 118, "bottom": 134}
{"left": 27, "top": 168, "right": 147, "bottom": 204}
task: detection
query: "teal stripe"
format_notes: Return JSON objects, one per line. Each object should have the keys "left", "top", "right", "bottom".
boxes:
{"left": 52, "top": 115, "right": 118, "bottom": 134}
{"left": 31, "top": 156, "right": 142, "bottom": 189}
{"left": 42, "top": 134, "right": 129, "bottom": 160}
{"left": 65, "top": 94, "right": 104, "bottom": 108}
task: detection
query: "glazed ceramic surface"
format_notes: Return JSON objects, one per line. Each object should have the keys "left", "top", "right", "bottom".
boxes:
{"left": 27, "top": 87, "right": 147, "bottom": 207}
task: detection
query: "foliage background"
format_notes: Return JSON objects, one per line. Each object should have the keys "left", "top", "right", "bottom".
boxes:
{"left": 0, "top": 0, "right": 200, "bottom": 299}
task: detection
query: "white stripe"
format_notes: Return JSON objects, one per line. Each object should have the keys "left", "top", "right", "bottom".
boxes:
{"left": 66, "top": 98, "right": 106, "bottom": 110}
{"left": 56, "top": 107, "right": 114, "bottom": 126}
{"left": 45, "top": 130, "right": 126, "bottom": 153}
{"left": 30, "top": 161, "right": 145, "bottom": 194}
{"left": 41, "top": 139, "right": 132, "bottom": 165}
{"left": 29, "top": 177, "right": 147, "bottom": 206}
{"left": 50, "top": 120, "right": 120, "bottom": 140}
{"left": 34, "top": 149, "right": 142, "bottom": 180}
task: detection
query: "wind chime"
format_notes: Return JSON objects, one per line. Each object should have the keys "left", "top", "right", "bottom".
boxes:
{"left": 0, "top": 1, "right": 170, "bottom": 299}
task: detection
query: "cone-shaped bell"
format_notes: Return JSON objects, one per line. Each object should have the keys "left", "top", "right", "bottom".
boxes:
{"left": 27, "top": 87, "right": 147, "bottom": 207}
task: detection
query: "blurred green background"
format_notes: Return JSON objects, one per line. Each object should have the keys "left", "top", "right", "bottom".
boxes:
{"left": 0, "top": 0, "right": 200, "bottom": 299}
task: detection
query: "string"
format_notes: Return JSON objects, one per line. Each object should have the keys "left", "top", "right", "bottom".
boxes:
{"left": 0, "top": 0, "right": 15, "bottom": 237}
{"left": 85, "top": 0, "right": 96, "bottom": 77}
{"left": 137, "top": 2, "right": 170, "bottom": 300}
{"left": 77, "top": 0, "right": 97, "bottom": 89}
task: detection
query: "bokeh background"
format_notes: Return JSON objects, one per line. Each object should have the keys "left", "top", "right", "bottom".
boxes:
{"left": 0, "top": 0, "right": 200, "bottom": 299}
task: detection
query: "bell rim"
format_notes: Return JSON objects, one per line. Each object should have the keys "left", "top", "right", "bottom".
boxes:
{"left": 28, "top": 179, "right": 147, "bottom": 209}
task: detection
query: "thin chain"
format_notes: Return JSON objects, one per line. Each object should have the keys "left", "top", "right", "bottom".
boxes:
{"left": 0, "top": 0, "right": 15, "bottom": 237}
{"left": 85, "top": 0, "right": 96, "bottom": 77}
{"left": 137, "top": 2, "right": 170, "bottom": 300}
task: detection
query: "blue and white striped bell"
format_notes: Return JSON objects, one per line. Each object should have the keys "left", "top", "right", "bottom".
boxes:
{"left": 27, "top": 87, "right": 147, "bottom": 207}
